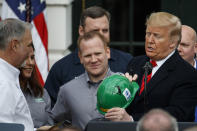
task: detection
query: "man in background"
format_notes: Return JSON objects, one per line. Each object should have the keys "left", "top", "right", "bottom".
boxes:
{"left": 178, "top": 25, "right": 197, "bottom": 122}
{"left": 178, "top": 25, "right": 197, "bottom": 69}
{"left": 0, "top": 18, "right": 34, "bottom": 131}
{"left": 45, "top": 6, "right": 132, "bottom": 107}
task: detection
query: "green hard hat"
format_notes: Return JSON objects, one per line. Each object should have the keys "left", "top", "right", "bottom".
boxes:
{"left": 97, "top": 74, "right": 139, "bottom": 115}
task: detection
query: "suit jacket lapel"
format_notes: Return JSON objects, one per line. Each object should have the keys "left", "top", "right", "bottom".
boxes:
{"left": 134, "top": 51, "right": 178, "bottom": 102}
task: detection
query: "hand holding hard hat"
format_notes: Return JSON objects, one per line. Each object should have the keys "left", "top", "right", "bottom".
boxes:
{"left": 97, "top": 74, "right": 139, "bottom": 115}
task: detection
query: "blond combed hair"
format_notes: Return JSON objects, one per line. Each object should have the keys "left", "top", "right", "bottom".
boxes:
{"left": 146, "top": 12, "right": 182, "bottom": 44}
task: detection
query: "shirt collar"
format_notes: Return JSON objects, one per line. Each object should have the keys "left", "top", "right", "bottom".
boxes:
{"left": 152, "top": 50, "right": 175, "bottom": 68}
{"left": 194, "top": 59, "right": 197, "bottom": 69}
{"left": 27, "top": 82, "right": 34, "bottom": 95}
{"left": 84, "top": 68, "right": 113, "bottom": 84}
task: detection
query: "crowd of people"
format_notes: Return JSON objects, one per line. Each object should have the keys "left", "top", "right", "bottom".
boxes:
{"left": 0, "top": 5, "right": 197, "bottom": 131}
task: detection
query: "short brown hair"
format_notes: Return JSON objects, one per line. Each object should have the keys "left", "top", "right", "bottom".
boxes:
{"left": 77, "top": 31, "right": 108, "bottom": 53}
{"left": 80, "top": 6, "right": 111, "bottom": 27}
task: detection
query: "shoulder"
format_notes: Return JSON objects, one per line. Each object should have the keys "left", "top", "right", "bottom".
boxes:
{"left": 59, "top": 73, "right": 86, "bottom": 91}
{"left": 52, "top": 52, "right": 77, "bottom": 68}
{"left": 0, "top": 80, "right": 20, "bottom": 103}
{"left": 162, "top": 52, "right": 197, "bottom": 80}
{"left": 42, "top": 88, "right": 51, "bottom": 102}
{"left": 171, "top": 57, "right": 197, "bottom": 91}
{"left": 168, "top": 51, "right": 194, "bottom": 71}
{"left": 47, "top": 51, "right": 79, "bottom": 78}
{"left": 0, "top": 80, "right": 10, "bottom": 91}
{"left": 112, "top": 72, "right": 124, "bottom": 76}
{"left": 50, "top": 49, "right": 79, "bottom": 70}
{"left": 175, "top": 55, "right": 197, "bottom": 75}
{"left": 126, "top": 55, "right": 148, "bottom": 75}
{"left": 128, "top": 55, "right": 147, "bottom": 66}
{"left": 109, "top": 49, "right": 133, "bottom": 72}
{"left": 43, "top": 88, "right": 50, "bottom": 98}
{"left": 110, "top": 48, "right": 132, "bottom": 58}
{"left": 0, "top": 79, "right": 16, "bottom": 90}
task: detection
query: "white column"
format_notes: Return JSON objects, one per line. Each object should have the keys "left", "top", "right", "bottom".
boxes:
{"left": 46, "top": 0, "right": 73, "bottom": 68}
{"left": 0, "top": 0, "right": 2, "bottom": 14}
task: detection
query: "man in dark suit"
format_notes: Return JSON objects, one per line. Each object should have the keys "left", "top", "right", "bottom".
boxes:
{"left": 105, "top": 12, "right": 197, "bottom": 122}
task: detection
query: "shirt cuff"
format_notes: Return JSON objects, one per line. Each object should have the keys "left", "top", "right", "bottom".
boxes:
{"left": 130, "top": 115, "right": 134, "bottom": 122}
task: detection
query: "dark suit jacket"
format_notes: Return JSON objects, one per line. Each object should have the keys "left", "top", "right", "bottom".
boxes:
{"left": 126, "top": 50, "right": 197, "bottom": 121}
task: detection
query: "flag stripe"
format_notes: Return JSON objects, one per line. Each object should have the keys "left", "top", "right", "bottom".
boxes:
{"left": 31, "top": 21, "right": 48, "bottom": 82}
{"left": 35, "top": 64, "right": 44, "bottom": 86}
{"left": 33, "top": 12, "right": 48, "bottom": 54}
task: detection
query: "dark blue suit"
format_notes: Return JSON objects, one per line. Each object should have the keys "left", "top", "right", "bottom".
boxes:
{"left": 45, "top": 48, "right": 132, "bottom": 106}
{"left": 126, "top": 50, "right": 197, "bottom": 121}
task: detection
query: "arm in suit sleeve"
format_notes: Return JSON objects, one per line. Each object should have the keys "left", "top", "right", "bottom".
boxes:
{"left": 165, "top": 73, "right": 197, "bottom": 121}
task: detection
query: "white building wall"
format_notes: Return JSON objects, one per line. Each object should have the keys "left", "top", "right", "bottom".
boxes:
{"left": 0, "top": 0, "right": 73, "bottom": 69}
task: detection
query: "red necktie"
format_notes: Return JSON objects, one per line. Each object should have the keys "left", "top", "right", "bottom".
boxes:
{"left": 139, "top": 60, "right": 157, "bottom": 95}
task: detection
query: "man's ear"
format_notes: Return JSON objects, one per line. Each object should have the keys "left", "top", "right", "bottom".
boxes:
{"left": 169, "top": 36, "right": 179, "bottom": 49}
{"left": 78, "top": 51, "right": 83, "bottom": 64}
{"left": 106, "top": 47, "right": 110, "bottom": 59}
{"left": 194, "top": 42, "right": 197, "bottom": 53}
{"left": 10, "top": 39, "right": 19, "bottom": 52}
{"left": 79, "top": 25, "right": 85, "bottom": 36}
{"left": 170, "top": 43, "right": 176, "bottom": 49}
{"left": 169, "top": 38, "right": 177, "bottom": 49}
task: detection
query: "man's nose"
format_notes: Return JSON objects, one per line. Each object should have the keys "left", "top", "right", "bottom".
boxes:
{"left": 177, "top": 45, "right": 181, "bottom": 52}
{"left": 99, "top": 30, "right": 104, "bottom": 36}
{"left": 29, "top": 59, "right": 34, "bottom": 65}
{"left": 91, "top": 55, "right": 97, "bottom": 62}
{"left": 28, "top": 57, "right": 35, "bottom": 66}
{"left": 147, "top": 35, "right": 154, "bottom": 43}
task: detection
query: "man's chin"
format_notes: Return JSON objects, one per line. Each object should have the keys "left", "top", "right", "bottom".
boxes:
{"left": 146, "top": 51, "right": 153, "bottom": 58}
{"left": 88, "top": 71, "right": 102, "bottom": 77}
{"left": 146, "top": 53, "right": 158, "bottom": 61}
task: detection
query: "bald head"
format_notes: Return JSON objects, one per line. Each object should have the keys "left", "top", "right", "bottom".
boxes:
{"left": 182, "top": 25, "right": 197, "bottom": 43}
{"left": 136, "top": 109, "right": 178, "bottom": 131}
{"left": 178, "top": 25, "right": 197, "bottom": 66}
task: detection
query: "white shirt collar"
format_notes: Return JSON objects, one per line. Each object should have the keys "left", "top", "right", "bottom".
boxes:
{"left": 151, "top": 50, "right": 175, "bottom": 76}
{"left": 194, "top": 59, "right": 197, "bottom": 69}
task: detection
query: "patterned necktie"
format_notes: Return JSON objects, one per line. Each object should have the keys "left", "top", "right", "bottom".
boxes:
{"left": 139, "top": 60, "right": 157, "bottom": 95}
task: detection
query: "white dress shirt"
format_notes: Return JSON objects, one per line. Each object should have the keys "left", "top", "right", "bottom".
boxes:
{"left": 0, "top": 58, "right": 34, "bottom": 131}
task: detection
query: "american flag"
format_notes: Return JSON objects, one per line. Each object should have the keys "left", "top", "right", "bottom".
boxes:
{"left": 1, "top": 0, "right": 49, "bottom": 86}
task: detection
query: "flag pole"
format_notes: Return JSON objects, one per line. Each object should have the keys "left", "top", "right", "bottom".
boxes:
{"left": 82, "top": 0, "right": 85, "bottom": 11}
{"left": 26, "top": 0, "right": 31, "bottom": 22}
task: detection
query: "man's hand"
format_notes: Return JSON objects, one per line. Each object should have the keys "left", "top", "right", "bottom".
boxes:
{"left": 124, "top": 72, "right": 138, "bottom": 82}
{"left": 105, "top": 107, "right": 133, "bottom": 122}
